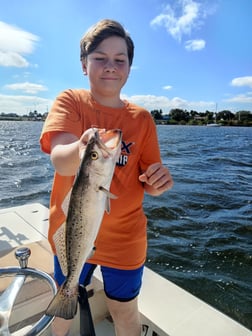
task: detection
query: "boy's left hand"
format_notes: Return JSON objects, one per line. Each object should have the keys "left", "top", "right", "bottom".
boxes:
{"left": 139, "top": 162, "right": 173, "bottom": 195}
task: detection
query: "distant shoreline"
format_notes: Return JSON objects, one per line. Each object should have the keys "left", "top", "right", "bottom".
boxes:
{"left": 0, "top": 115, "right": 252, "bottom": 127}
{"left": 0, "top": 116, "right": 45, "bottom": 122}
{"left": 0, "top": 116, "right": 251, "bottom": 126}
{"left": 154, "top": 120, "right": 252, "bottom": 127}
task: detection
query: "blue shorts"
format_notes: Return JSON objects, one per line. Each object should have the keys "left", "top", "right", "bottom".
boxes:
{"left": 54, "top": 256, "right": 144, "bottom": 302}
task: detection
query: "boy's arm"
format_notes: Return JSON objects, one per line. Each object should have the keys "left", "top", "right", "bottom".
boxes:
{"left": 50, "top": 128, "right": 100, "bottom": 176}
{"left": 50, "top": 132, "right": 80, "bottom": 176}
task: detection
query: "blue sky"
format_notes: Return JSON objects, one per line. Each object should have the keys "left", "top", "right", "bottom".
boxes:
{"left": 0, "top": 0, "right": 252, "bottom": 115}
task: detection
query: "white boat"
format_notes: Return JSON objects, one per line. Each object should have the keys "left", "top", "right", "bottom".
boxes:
{"left": 0, "top": 203, "right": 251, "bottom": 336}
{"left": 206, "top": 123, "right": 221, "bottom": 127}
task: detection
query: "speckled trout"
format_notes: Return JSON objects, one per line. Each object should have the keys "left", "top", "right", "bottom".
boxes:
{"left": 46, "top": 129, "right": 122, "bottom": 319}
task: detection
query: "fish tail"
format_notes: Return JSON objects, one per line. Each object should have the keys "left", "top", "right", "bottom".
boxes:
{"left": 45, "top": 282, "right": 78, "bottom": 320}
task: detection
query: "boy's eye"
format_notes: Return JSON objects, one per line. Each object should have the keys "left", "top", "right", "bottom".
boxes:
{"left": 91, "top": 55, "right": 127, "bottom": 66}
{"left": 94, "top": 58, "right": 124, "bottom": 63}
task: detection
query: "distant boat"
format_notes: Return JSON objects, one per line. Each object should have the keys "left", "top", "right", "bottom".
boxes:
{"left": 207, "top": 103, "right": 221, "bottom": 126}
{"left": 206, "top": 123, "right": 221, "bottom": 127}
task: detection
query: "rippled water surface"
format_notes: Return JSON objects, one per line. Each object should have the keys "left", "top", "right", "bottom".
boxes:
{"left": 0, "top": 121, "right": 251, "bottom": 329}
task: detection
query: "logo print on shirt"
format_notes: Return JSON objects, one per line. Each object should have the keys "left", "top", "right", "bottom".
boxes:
{"left": 117, "top": 140, "right": 134, "bottom": 167}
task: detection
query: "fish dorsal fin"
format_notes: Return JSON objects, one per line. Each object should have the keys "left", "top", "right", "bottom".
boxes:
{"left": 99, "top": 186, "right": 117, "bottom": 214}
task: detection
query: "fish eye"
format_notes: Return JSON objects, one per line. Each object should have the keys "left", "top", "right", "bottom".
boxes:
{"left": 91, "top": 151, "right": 98, "bottom": 160}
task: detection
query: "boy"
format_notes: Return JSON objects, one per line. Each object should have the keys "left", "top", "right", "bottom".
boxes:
{"left": 40, "top": 19, "right": 173, "bottom": 336}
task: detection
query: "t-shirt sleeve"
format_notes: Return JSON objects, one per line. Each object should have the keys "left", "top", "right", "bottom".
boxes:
{"left": 40, "top": 89, "right": 83, "bottom": 154}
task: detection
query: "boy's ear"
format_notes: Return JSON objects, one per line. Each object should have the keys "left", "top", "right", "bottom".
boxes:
{"left": 82, "top": 61, "right": 87, "bottom": 75}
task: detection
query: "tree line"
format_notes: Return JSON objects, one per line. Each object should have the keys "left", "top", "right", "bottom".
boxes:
{"left": 0, "top": 110, "right": 47, "bottom": 121}
{"left": 151, "top": 109, "right": 252, "bottom": 126}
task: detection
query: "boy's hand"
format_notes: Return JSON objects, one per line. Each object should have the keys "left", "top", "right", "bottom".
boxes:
{"left": 139, "top": 162, "right": 173, "bottom": 195}
{"left": 79, "top": 128, "right": 105, "bottom": 159}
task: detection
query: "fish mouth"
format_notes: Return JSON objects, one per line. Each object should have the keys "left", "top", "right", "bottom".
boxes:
{"left": 96, "top": 129, "right": 122, "bottom": 156}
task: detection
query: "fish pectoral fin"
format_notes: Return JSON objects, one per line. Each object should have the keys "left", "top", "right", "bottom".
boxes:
{"left": 105, "top": 196, "right": 111, "bottom": 214}
{"left": 99, "top": 186, "right": 117, "bottom": 199}
{"left": 99, "top": 186, "right": 117, "bottom": 214}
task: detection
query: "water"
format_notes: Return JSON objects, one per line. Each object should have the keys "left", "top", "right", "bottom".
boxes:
{"left": 0, "top": 121, "right": 251, "bottom": 330}
{"left": 0, "top": 121, "right": 52, "bottom": 208}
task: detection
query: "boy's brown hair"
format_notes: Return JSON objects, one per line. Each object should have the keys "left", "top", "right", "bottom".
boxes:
{"left": 80, "top": 19, "right": 134, "bottom": 66}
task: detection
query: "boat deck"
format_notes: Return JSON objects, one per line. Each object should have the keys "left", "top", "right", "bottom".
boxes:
{"left": 0, "top": 203, "right": 251, "bottom": 336}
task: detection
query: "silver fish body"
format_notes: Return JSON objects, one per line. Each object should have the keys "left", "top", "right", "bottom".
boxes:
{"left": 46, "top": 129, "right": 122, "bottom": 319}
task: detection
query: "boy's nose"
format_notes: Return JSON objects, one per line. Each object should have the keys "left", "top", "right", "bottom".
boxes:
{"left": 104, "top": 60, "right": 116, "bottom": 71}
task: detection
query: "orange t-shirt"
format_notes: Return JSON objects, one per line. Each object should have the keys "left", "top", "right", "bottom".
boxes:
{"left": 40, "top": 89, "right": 161, "bottom": 270}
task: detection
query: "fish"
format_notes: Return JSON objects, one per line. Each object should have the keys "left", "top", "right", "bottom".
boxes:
{"left": 45, "top": 128, "right": 122, "bottom": 319}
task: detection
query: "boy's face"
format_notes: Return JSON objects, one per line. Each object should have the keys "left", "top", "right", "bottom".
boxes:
{"left": 83, "top": 36, "right": 130, "bottom": 99}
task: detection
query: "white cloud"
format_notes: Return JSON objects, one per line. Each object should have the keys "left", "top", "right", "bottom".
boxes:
{"left": 231, "top": 76, "right": 252, "bottom": 88}
{"left": 163, "top": 85, "right": 173, "bottom": 90}
{"left": 0, "top": 21, "right": 39, "bottom": 67}
{"left": 0, "top": 51, "right": 29, "bottom": 67}
{"left": 185, "top": 39, "right": 205, "bottom": 51}
{"left": 121, "top": 93, "right": 215, "bottom": 112}
{"left": 130, "top": 65, "right": 139, "bottom": 71}
{"left": 0, "top": 93, "right": 52, "bottom": 115}
{"left": 150, "top": 0, "right": 201, "bottom": 42}
{"left": 150, "top": 0, "right": 216, "bottom": 51}
{"left": 123, "top": 93, "right": 252, "bottom": 112}
{"left": 224, "top": 92, "right": 252, "bottom": 104}
{"left": 4, "top": 82, "right": 48, "bottom": 94}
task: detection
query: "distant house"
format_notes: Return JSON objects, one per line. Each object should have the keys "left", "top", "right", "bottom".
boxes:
{"left": 194, "top": 116, "right": 206, "bottom": 121}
